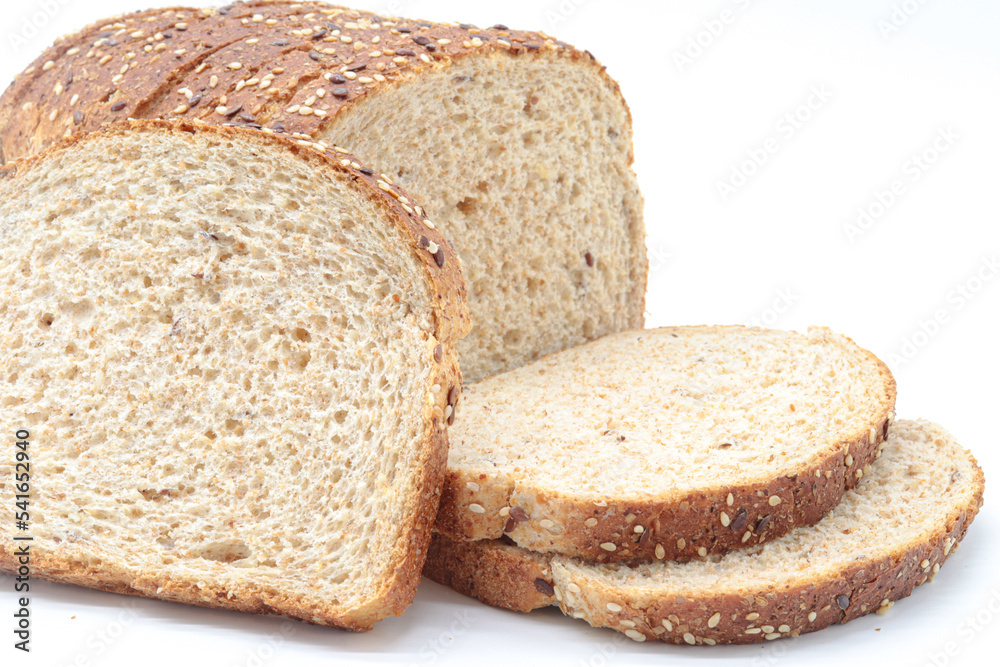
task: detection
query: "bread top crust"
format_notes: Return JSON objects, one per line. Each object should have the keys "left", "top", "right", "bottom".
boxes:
{"left": 0, "top": 1, "right": 629, "bottom": 165}
{"left": 0, "top": 117, "right": 471, "bottom": 345}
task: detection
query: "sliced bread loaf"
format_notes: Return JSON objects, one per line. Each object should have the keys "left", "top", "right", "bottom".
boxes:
{"left": 0, "top": 119, "right": 469, "bottom": 630}
{"left": 425, "top": 420, "right": 985, "bottom": 644}
{"left": 0, "top": 1, "right": 647, "bottom": 382}
{"left": 437, "top": 326, "right": 896, "bottom": 562}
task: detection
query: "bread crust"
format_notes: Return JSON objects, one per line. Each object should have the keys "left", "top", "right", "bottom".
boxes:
{"left": 436, "top": 327, "right": 898, "bottom": 562}
{"left": 424, "top": 444, "right": 985, "bottom": 644}
{"left": 0, "top": 118, "right": 469, "bottom": 630}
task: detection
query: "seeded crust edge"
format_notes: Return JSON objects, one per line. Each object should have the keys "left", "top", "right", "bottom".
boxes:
{"left": 0, "top": 118, "right": 469, "bottom": 631}
{"left": 435, "top": 326, "right": 897, "bottom": 563}
{"left": 423, "top": 432, "right": 985, "bottom": 644}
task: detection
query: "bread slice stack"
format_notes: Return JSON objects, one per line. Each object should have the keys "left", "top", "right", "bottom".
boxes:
{"left": 422, "top": 326, "right": 985, "bottom": 644}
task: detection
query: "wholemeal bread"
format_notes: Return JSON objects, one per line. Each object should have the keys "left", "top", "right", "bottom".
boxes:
{"left": 0, "top": 118, "right": 469, "bottom": 630}
{"left": 437, "top": 326, "right": 896, "bottom": 562}
{"left": 425, "top": 420, "right": 985, "bottom": 644}
{"left": 0, "top": 0, "right": 647, "bottom": 382}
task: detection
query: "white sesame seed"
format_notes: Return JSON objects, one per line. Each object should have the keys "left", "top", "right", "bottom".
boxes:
{"left": 726, "top": 493, "right": 734, "bottom": 506}
{"left": 778, "top": 624, "right": 791, "bottom": 633}
{"left": 287, "top": 105, "right": 301, "bottom": 114}
{"left": 677, "top": 538, "right": 686, "bottom": 550}
{"left": 438, "top": 38, "right": 452, "bottom": 45}
{"left": 43, "top": 60, "right": 56, "bottom": 71}
{"left": 683, "top": 633, "right": 696, "bottom": 645}
{"left": 621, "top": 620, "right": 635, "bottom": 628}
{"left": 585, "top": 518, "right": 598, "bottom": 527}
{"left": 761, "top": 625, "right": 775, "bottom": 633}
{"left": 420, "top": 53, "right": 432, "bottom": 64}
{"left": 118, "top": 64, "right": 128, "bottom": 74}
{"left": 869, "top": 427, "right": 877, "bottom": 444}
{"left": 572, "top": 611, "right": 586, "bottom": 619}
{"left": 567, "top": 583, "right": 581, "bottom": 594}
{"left": 600, "top": 542, "right": 617, "bottom": 552}
{"left": 769, "top": 495, "right": 782, "bottom": 506}
{"left": 343, "top": 71, "right": 357, "bottom": 80}
{"left": 377, "top": 180, "right": 391, "bottom": 191}
{"left": 131, "top": 30, "right": 144, "bottom": 38}
{"left": 172, "top": 104, "right": 188, "bottom": 114}
{"left": 540, "top": 519, "right": 554, "bottom": 529}
{"left": 625, "top": 629, "right": 645, "bottom": 642}
{"left": 247, "top": 38, "right": 259, "bottom": 45}
{"left": 742, "top": 530, "right": 752, "bottom": 543}
{"left": 498, "top": 507, "right": 509, "bottom": 516}
{"left": 662, "top": 619, "right": 673, "bottom": 631}
{"left": 765, "top": 633, "right": 781, "bottom": 641}
{"left": 746, "top": 612, "right": 759, "bottom": 621}
{"left": 174, "top": 49, "right": 187, "bottom": 56}
{"left": 708, "top": 612, "right": 721, "bottom": 628}
{"left": 99, "top": 55, "right": 113, "bottom": 65}
{"left": 67, "top": 47, "right": 81, "bottom": 56}
{"left": 698, "top": 547, "right": 708, "bottom": 557}
{"left": 944, "top": 538, "right": 954, "bottom": 555}
{"left": 633, "top": 525, "right": 644, "bottom": 534}
{"left": 808, "top": 612, "right": 817, "bottom": 622}
{"left": 48, "top": 109, "right": 58, "bottom": 122}
{"left": 235, "top": 80, "right": 246, "bottom": 92}
{"left": 299, "top": 107, "right": 314, "bottom": 116}
{"left": 606, "top": 603, "right": 622, "bottom": 613}
{"left": 228, "top": 62, "right": 243, "bottom": 70}
{"left": 845, "top": 454, "right": 854, "bottom": 466}
{"left": 933, "top": 563, "right": 941, "bottom": 573}
{"left": 704, "top": 638, "right": 717, "bottom": 646}
{"left": 466, "top": 482, "right": 480, "bottom": 492}
{"left": 209, "top": 76, "right": 219, "bottom": 88}
{"left": 266, "top": 19, "right": 278, "bottom": 25}
{"left": 720, "top": 512, "right": 730, "bottom": 527}
{"left": 423, "top": 219, "right": 437, "bottom": 229}
{"left": 215, "top": 106, "right": 228, "bottom": 115}
{"left": 252, "top": 13, "right": 263, "bottom": 21}
{"left": 316, "top": 88, "right": 326, "bottom": 98}
{"left": 655, "top": 544, "right": 666, "bottom": 559}
{"left": 468, "top": 503, "right": 485, "bottom": 514}
{"left": 259, "top": 80, "right": 272, "bottom": 90}
{"left": 54, "top": 83, "right": 63, "bottom": 96}
{"left": 70, "top": 94, "right": 79, "bottom": 106}
{"left": 921, "top": 559, "right": 930, "bottom": 569}
{"left": 358, "top": 76, "right": 374, "bottom": 84}
{"left": 745, "top": 628, "right": 762, "bottom": 634}
{"left": 304, "top": 95, "right": 317, "bottom": 106}
{"left": 472, "top": 37, "right": 483, "bottom": 46}
{"left": 112, "top": 74, "right": 123, "bottom": 83}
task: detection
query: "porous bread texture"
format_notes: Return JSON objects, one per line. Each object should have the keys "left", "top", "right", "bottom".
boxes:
{"left": 425, "top": 420, "right": 986, "bottom": 644}
{"left": 0, "top": 0, "right": 646, "bottom": 382}
{"left": 329, "top": 49, "right": 646, "bottom": 382}
{"left": 437, "top": 326, "right": 897, "bottom": 561}
{"left": 0, "top": 120, "right": 468, "bottom": 630}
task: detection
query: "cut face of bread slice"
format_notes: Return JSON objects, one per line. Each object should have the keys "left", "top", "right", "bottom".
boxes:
{"left": 0, "top": 120, "right": 469, "bottom": 630}
{"left": 437, "top": 326, "right": 896, "bottom": 561}
{"left": 0, "top": 1, "right": 647, "bottom": 383}
{"left": 425, "top": 420, "right": 985, "bottom": 644}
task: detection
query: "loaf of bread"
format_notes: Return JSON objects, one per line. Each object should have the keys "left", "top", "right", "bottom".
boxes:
{"left": 0, "top": 118, "right": 469, "bottom": 630}
{"left": 0, "top": 0, "right": 647, "bottom": 382}
{"left": 436, "top": 326, "right": 896, "bottom": 561}
{"left": 425, "top": 420, "right": 985, "bottom": 644}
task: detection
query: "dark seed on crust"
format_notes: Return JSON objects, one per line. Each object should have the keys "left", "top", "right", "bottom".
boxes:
{"left": 638, "top": 528, "right": 651, "bottom": 545}
{"left": 189, "top": 93, "right": 202, "bottom": 108}
{"left": 106, "top": 39, "right": 120, "bottom": 47}
{"left": 756, "top": 515, "right": 771, "bottom": 533}
{"left": 434, "top": 344, "right": 443, "bottom": 362}
{"left": 412, "top": 35, "right": 431, "bottom": 46}
{"left": 504, "top": 517, "right": 516, "bottom": 533}
{"left": 460, "top": 23, "right": 476, "bottom": 30}
{"left": 110, "top": 101, "right": 126, "bottom": 112}
{"left": 524, "top": 42, "right": 541, "bottom": 50}
{"left": 309, "top": 50, "right": 324, "bottom": 61}
{"left": 359, "top": 167, "right": 374, "bottom": 175}
{"left": 224, "top": 103, "right": 243, "bottom": 117}
{"left": 272, "top": 123, "right": 286, "bottom": 133}
{"left": 73, "top": 110, "right": 84, "bottom": 125}
{"left": 837, "top": 594, "right": 850, "bottom": 610}
{"left": 585, "top": 251, "right": 594, "bottom": 267}
{"left": 433, "top": 247, "right": 445, "bottom": 268}
{"left": 730, "top": 508, "right": 749, "bottom": 532}
{"left": 397, "top": 26, "right": 412, "bottom": 33}
{"left": 509, "top": 507, "right": 529, "bottom": 522}
{"left": 331, "top": 86, "right": 349, "bottom": 97}
{"left": 396, "top": 48, "right": 416, "bottom": 57}
{"left": 239, "top": 112, "right": 255, "bottom": 123}
{"left": 311, "top": 28, "right": 328, "bottom": 40}
{"left": 418, "top": 22, "right": 433, "bottom": 28}
{"left": 418, "top": 235, "right": 430, "bottom": 248}
{"left": 425, "top": 44, "right": 437, "bottom": 52}
{"left": 492, "top": 24, "right": 510, "bottom": 31}
{"left": 883, "top": 418, "right": 890, "bottom": 439}
{"left": 447, "top": 408, "right": 456, "bottom": 426}
{"left": 346, "top": 63, "right": 367, "bottom": 72}
{"left": 533, "top": 578, "right": 555, "bottom": 596}
{"left": 448, "top": 386, "right": 459, "bottom": 406}
{"left": 271, "top": 39, "right": 290, "bottom": 46}
{"left": 65, "top": 72, "right": 74, "bottom": 85}
{"left": 329, "top": 72, "right": 346, "bottom": 84}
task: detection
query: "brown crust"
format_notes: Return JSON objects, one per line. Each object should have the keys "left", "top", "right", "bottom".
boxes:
{"left": 424, "top": 449, "right": 986, "bottom": 644}
{"left": 0, "top": 1, "right": 614, "bottom": 165}
{"left": 0, "top": 118, "right": 469, "bottom": 630}
{"left": 436, "top": 328, "right": 898, "bottom": 563}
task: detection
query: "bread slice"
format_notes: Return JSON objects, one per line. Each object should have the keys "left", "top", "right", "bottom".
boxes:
{"left": 437, "top": 326, "right": 896, "bottom": 562}
{"left": 425, "top": 420, "right": 985, "bottom": 644}
{"left": 0, "top": 119, "right": 470, "bottom": 630}
{"left": 0, "top": 1, "right": 647, "bottom": 383}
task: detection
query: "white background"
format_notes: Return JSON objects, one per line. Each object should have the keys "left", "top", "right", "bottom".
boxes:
{"left": 1, "top": 1, "right": 998, "bottom": 666}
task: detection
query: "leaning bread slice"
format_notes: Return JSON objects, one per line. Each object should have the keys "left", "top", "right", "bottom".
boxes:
{"left": 438, "top": 326, "right": 896, "bottom": 562}
{"left": 425, "top": 420, "right": 985, "bottom": 644}
{"left": 0, "top": 119, "right": 469, "bottom": 630}
{"left": 0, "top": 1, "right": 646, "bottom": 383}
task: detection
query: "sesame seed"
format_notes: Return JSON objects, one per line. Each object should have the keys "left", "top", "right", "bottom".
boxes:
{"left": 933, "top": 563, "right": 941, "bottom": 573}
{"left": 921, "top": 559, "right": 930, "bottom": 569}
{"left": 358, "top": 76, "right": 374, "bottom": 84}
{"left": 498, "top": 507, "right": 509, "bottom": 516}
{"left": 567, "top": 583, "right": 581, "bottom": 594}
{"left": 606, "top": 603, "right": 622, "bottom": 613}
{"left": 621, "top": 620, "right": 635, "bottom": 628}
{"left": 174, "top": 49, "right": 186, "bottom": 56}
{"left": 67, "top": 47, "right": 80, "bottom": 56}
{"left": 540, "top": 519, "right": 554, "bottom": 529}
{"left": 761, "top": 625, "right": 775, "bottom": 633}
{"left": 131, "top": 30, "right": 144, "bottom": 38}
{"left": 855, "top": 469, "right": 863, "bottom": 479}
{"left": 698, "top": 547, "right": 708, "bottom": 557}
{"left": 304, "top": 95, "right": 317, "bottom": 106}
{"left": 726, "top": 493, "right": 734, "bottom": 506}
{"left": 259, "top": 80, "right": 271, "bottom": 90}
{"left": 677, "top": 538, "right": 686, "bottom": 550}
{"left": 746, "top": 612, "right": 759, "bottom": 620}
{"left": 43, "top": 60, "right": 55, "bottom": 71}
{"left": 70, "top": 94, "right": 79, "bottom": 105}
{"left": 625, "top": 630, "right": 645, "bottom": 642}
{"left": 423, "top": 219, "right": 436, "bottom": 229}
{"left": 99, "top": 55, "right": 113, "bottom": 65}
{"left": 655, "top": 544, "right": 665, "bottom": 559}
{"left": 662, "top": 619, "right": 673, "bottom": 631}
{"left": 633, "top": 525, "right": 644, "bottom": 534}
{"left": 869, "top": 427, "right": 877, "bottom": 444}
{"left": 173, "top": 104, "right": 188, "bottom": 114}
{"left": 266, "top": 19, "right": 278, "bottom": 25}
{"left": 944, "top": 538, "right": 954, "bottom": 555}
{"left": 420, "top": 53, "right": 432, "bottom": 63}
{"left": 720, "top": 512, "right": 730, "bottom": 527}
{"left": 683, "top": 633, "right": 696, "bottom": 645}
{"left": 287, "top": 105, "right": 300, "bottom": 113}
{"left": 704, "top": 639, "right": 717, "bottom": 646}
{"left": 845, "top": 454, "right": 854, "bottom": 466}
{"left": 209, "top": 76, "right": 219, "bottom": 88}
{"left": 215, "top": 106, "right": 228, "bottom": 115}
{"left": 247, "top": 38, "right": 259, "bottom": 45}
{"left": 466, "top": 482, "right": 480, "bottom": 492}
{"left": 600, "top": 542, "right": 617, "bottom": 552}
{"left": 765, "top": 633, "right": 781, "bottom": 641}
{"left": 779, "top": 624, "right": 791, "bottom": 633}
{"left": 377, "top": 180, "right": 391, "bottom": 192}
{"left": 808, "top": 612, "right": 817, "bottom": 622}
{"left": 252, "top": 13, "right": 263, "bottom": 21}
{"left": 768, "top": 495, "right": 782, "bottom": 506}
{"left": 469, "top": 503, "right": 485, "bottom": 514}
{"left": 745, "top": 628, "right": 762, "bottom": 634}
{"left": 112, "top": 74, "right": 123, "bottom": 83}
{"left": 236, "top": 81, "right": 246, "bottom": 92}
{"left": 343, "top": 71, "right": 357, "bottom": 80}
{"left": 54, "top": 83, "right": 63, "bottom": 95}
{"left": 299, "top": 107, "right": 314, "bottom": 116}
{"left": 228, "top": 62, "right": 242, "bottom": 70}
{"left": 584, "top": 518, "right": 598, "bottom": 527}
{"left": 742, "top": 530, "right": 752, "bottom": 543}
{"left": 48, "top": 109, "right": 58, "bottom": 122}
{"left": 708, "top": 612, "right": 721, "bottom": 628}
